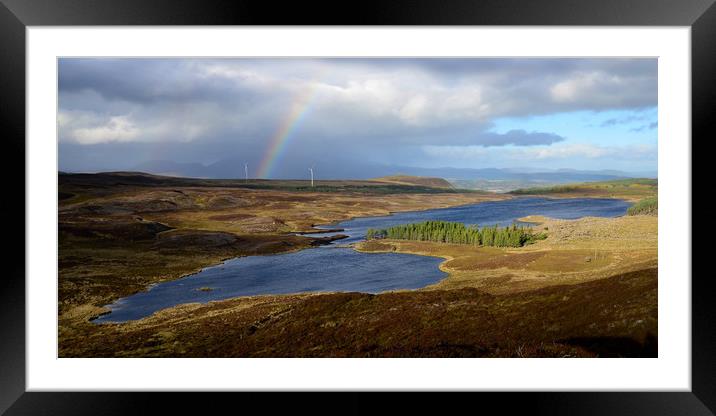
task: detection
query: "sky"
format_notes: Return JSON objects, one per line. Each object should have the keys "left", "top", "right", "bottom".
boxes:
{"left": 58, "top": 58, "right": 658, "bottom": 178}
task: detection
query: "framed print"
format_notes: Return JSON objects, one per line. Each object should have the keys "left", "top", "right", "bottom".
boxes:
{"left": 1, "top": 0, "right": 711, "bottom": 414}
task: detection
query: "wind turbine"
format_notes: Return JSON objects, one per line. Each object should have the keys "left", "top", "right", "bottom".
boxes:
{"left": 244, "top": 162, "right": 248, "bottom": 183}
{"left": 308, "top": 166, "right": 314, "bottom": 188}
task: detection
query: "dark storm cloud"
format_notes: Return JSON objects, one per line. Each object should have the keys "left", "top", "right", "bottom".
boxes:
{"left": 59, "top": 58, "right": 265, "bottom": 106}
{"left": 57, "top": 58, "right": 657, "bottom": 176}
{"left": 58, "top": 58, "right": 657, "bottom": 117}
{"left": 316, "top": 57, "right": 653, "bottom": 78}
{"left": 317, "top": 58, "right": 657, "bottom": 112}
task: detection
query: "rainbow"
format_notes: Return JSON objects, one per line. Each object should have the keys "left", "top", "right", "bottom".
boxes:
{"left": 257, "top": 81, "right": 323, "bottom": 179}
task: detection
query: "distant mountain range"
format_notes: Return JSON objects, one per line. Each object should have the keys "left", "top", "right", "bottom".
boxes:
{"left": 379, "top": 166, "right": 656, "bottom": 182}
{"left": 128, "top": 158, "right": 656, "bottom": 192}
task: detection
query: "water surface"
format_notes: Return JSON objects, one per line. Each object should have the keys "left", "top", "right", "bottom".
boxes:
{"left": 95, "top": 197, "right": 629, "bottom": 323}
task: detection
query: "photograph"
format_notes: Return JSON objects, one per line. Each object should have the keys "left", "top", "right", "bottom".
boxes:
{"left": 57, "top": 57, "right": 659, "bottom": 358}
{"left": 2, "top": 0, "right": 709, "bottom": 409}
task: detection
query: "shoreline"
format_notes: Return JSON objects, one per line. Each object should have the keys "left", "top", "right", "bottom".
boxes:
{"left": 85, "top": 195, "right": 637, "bottom": 324}
{"left": 353, "top": 208, "right": 655, "bottom": 295}
{"left": 509, "top": 193, "right": 643, "bottom": 203}
{"left": 304, "top": 193, "right": 511, "bottom": 231}
{"left": 87, "top": 193, "right": 505, "bottom": 323}
{"left": 352, "top": 242, "right": 456, "bottom": 290}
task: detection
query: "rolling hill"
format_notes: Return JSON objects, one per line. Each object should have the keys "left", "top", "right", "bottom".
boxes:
{"left": 372, "top": 175, "right": 454, "bottom": 189}
{"left": 510, "top": 178, "right": 657, "bottom": 202}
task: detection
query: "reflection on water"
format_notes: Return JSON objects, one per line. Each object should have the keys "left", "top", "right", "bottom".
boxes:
{"left": 95, "top": 197, "right": 630, "bottom": 323}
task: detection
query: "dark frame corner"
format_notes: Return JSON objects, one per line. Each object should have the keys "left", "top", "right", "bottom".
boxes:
{"left": 1, "top": 0, "right": 710, "bottom": 414}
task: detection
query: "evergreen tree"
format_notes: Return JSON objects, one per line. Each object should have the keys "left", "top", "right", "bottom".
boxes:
{"left": 366, "top": 220, "right": 545, "bottom": 248}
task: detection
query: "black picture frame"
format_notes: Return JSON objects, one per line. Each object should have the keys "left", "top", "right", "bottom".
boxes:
{"left": 0, "top": 0, "right": 709, "bottom": 414}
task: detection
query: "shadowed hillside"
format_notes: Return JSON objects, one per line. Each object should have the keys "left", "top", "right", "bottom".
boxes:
{"left": 60, "top": 171, "right": 472, "bottom": 196}
{"left": 57, "top": 171, "right": 656, "bottom": 358}
{"left": 60, "top": 268, "right": 657, "bottom": 358}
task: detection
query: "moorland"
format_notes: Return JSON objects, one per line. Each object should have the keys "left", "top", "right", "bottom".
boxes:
{"left": 58, "top": 173, "right": 657, "bottom": 357}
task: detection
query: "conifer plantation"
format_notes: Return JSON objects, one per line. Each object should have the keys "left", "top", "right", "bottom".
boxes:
{"left": 366, "top": 220, "right": 546, "bottom": 248}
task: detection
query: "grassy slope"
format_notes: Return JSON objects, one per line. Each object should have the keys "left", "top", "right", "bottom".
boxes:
{"left": 628, "top": 196, "right": 658, "bottom": 215}
{"left": 60, "top": 171, "right": 467, "bottom": 197}
{"left": 510, "top": 178, "right": 657, "bottom": 202}
{"left": 60, "top": 267, "right": 656, "bottom": 358}
{"left": 58, "top": 172, "right": 507, "bottom": 323}
{"left": 58, "top": 172, "right": 657, "bottom": 357}
{"left": 371, "top": 175, "right": 455, "bottom": 189}
{"left": 357, "top": 214, "right": 657, "bottom": 295}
